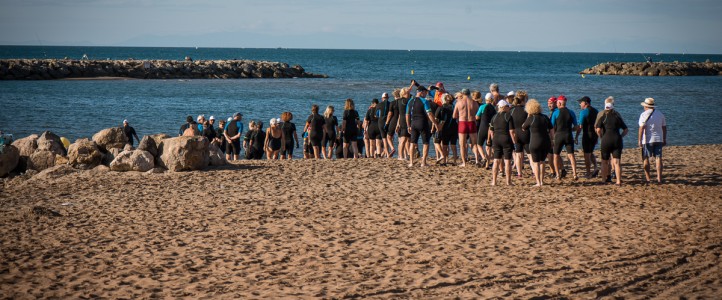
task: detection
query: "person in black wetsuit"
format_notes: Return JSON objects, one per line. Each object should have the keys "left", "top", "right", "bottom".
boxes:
{"left": 321, "top": 106, "right": 339, "bottom": 159}
{"left": 476, "top": 93, "right": 496, "bottom": 169}
{"left": 395, "top": 87, "right": 411, "bottom": 161}
{"left": 434, "top": 93, "right": 457, "bottom": 165}
{"left": 522, "top": 99, "right": 553, "bottom": 187}
{"left": 122, "top": 120, "right": 140, "bottom": 147}
{"left": 405, "top": 82, "right": 440, "bottom": 167}
{"left": 595, "top": 101, "right": 628, "bottom": 186}
{"left": 341, "top": 99, "right": 361, "bottom": 159}
{"left": 550, "top": 95, "right": 579, "bottom": 180}
{"left": 304, "top": 104, "right": 325, "bottom": 159}
{"left": 364, "top": 99, "right": 382, "bottom": 158}
{"left": 510, "top": 91, "right": 529, "bottom": 177}
{"left": 385, "top": 90, "right": 400, "bottom": 158}
{"left": 244, "top": 120, "right": 257, "bottom": 159}
{"left": 216, "top": 119, "right": 227, "bottom": 154}
{"left": 249, "top": 121, "right": 265, "bottom": 159}
{"left": 280, "top": 112, "right": 299, "bottom": 160}
{"left": 576, "top": 96, "right": 600, "bottom": 178}
{"left": 377, "top": 93, "right": 393, "bottom": 158}
{"left": 489, "top": 100, "right": 517, "bottom": 186}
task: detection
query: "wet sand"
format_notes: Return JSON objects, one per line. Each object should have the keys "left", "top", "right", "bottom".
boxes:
{"left": 1, "top": 145, "right": 720, "bottom": 298}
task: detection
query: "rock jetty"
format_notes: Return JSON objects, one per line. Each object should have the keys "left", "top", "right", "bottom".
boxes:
{"left": 0, "top": 59, "right": 328, "bottom": 80}
{"left": 580, "top": 61, "right": 722, "bottom": 76}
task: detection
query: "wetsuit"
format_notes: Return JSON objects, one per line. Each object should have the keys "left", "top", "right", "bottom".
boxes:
{"left": 596, "top": 110, "right": 628, "bottom": 160}
{"left": 510, "top": 106, "right": 529, "bottom": 153}
{"left": 281, "top": 121, "right": 297, "bottom": 157}
{"left": 387, "top": 99, "right": 400, "bottom": 138}
{"left": 377, "top": 99, "right": 391, "bottom": 138}
{"left": 579, "top": 106, "right": 599, "bottom": 153}
{"left": 268, "top": 129, "right": 282, "bottom": 151}
{"left": 250, "top": 129, "right": 265, "bottom": 159}
{"left": 522, "top": 114, "right": 553, "bottom": 162}
{"left": 225, "top": 121, "right": 242, "bottom": 156}
{"left": 406, "top": 96, "right": 433, "bottom": 145}
{"left": 306, "top": 113, "right": 325, "bottom": 147}
{"left": 551, "top": 107, "right": 578, "bottom": 154}
{"left": 435, "top": 103, "right": 458, "bottom": 145}
{"left": 490, "top": 111, "right": 515, "bottom": 160}
{"left": 476, "top": 103, "right": 496, "bottom": 146}
{"left": 217, "top": 127, "right": 227, "bottom": 153}
{"left": 201, "top": 125, "right": 216, "bottom": 143}
{"left": 365, "top": 107, "right": 382, "bottom": 140}
{"left": 322, "top": 116, "right": 338, "bottom": 148}
{"left": 123, "top": 125, "right": 139, "bottom": 146}
{"left": 396, "top": 98, "right": 410, "bottom": 137}
{"left": 342, "top": 109, "right": 360, "bottom": 143}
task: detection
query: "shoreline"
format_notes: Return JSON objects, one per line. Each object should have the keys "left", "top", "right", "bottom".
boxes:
{"left": 1, "top": 144, "right": 721, "bottom": 298}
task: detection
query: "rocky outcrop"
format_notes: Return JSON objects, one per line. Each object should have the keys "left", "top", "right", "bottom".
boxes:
{"left": 11, "top": 134, "right": 38, "bottom": 172}
{"left": 27, "top": 150, "right": 56, "bottom": 171}
{"left": 109, "top": 150, "right": 154, "bottom": 172}
{"left": 0, "top": 59, "right": 328, "bottom": 80}
{"left": 157, "top": 136, "right": 209, "bottom": 172}
{"left": 92, "top": 127, "right": 128, "bottom": 151}
{"left": 67, "top": 138, "right": 103, "bottom": 169}
{"left": 148, "top": 134, "right": 171, "bottom": 148}
{"left": 0, "top": 145, "right": 20, "bottom": 177}
{"left": 137, "top": 136, "right": 158, "bottom": 158}
{"left": 102, "top": 148, "right": 123, "bottom": 166}
{"left": 37, "top": 131, "right": 66, "bottom": 156}
{"left": 581, "top": 61, "right": 722, "bottom": 76}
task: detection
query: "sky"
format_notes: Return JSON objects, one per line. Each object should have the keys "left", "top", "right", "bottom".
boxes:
{"left": 1, "top": 0, "right": 721, "bottom": 54}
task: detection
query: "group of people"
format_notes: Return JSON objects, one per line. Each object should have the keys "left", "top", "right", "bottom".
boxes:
{"left": 164, "top": 80, "right": 666, "bottom": 187}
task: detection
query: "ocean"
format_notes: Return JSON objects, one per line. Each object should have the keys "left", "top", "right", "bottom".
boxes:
{"left": 1, "top": 46, "right": 721, "bottom": 156}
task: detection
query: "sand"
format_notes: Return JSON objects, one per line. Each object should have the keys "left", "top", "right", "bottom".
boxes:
{"left": 1, "top": 145, "right": 720, "bottom": 299}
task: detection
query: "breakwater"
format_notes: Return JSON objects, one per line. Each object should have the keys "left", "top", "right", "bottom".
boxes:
{"left": 580, "top": 61, "right": 722, "bottom": 76}
{"left": 0, "top": 59, "right": 328, "bottom": 80}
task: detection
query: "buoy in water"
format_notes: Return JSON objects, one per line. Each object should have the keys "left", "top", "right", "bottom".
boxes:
{"left": 467, "top": 76, "right": 471, "bottom": 80}
{"left": 411, "top": 69, "right": 414, "bottom": 75}
{"left": 60, "top": 137, "right": 71, "bottom": 149}
{"left": 581, "top": 74, "right": 586, "bottom": 78}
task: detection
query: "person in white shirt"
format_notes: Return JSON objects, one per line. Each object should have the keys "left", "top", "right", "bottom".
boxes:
{"left": 638, "top": 98, "right": 667, "bottom": 183}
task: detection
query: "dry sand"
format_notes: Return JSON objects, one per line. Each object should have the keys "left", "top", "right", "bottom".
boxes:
{"left": 1, "top": 145, "right": 720, "bottom": 299}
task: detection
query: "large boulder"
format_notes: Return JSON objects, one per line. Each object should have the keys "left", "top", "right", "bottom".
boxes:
{"left": 208, "top": 143, "right": 227, "bottom": 166}
{"left": 137, "top": 136, "right": 158, "bottom": 157}
{"left": 36, "top": 131, "right": 66, "bottom": 156}
{"left": 109, "top": 150, "right": 154, "bottom": 172}
{"left": 102, "top": 148, "right": 123, "bottom": 166}
{"left": 157, "top": 136, "right": 209, "bottom": 172}
{"left": 29, "top": 164, "right": 77, "bottom": 182}
{"left": 92, "top": 127, "right": 128, "bottom": 151}
{"left": 0, "top": 145, "right": 20, "bottom": 177}
{"left": 148, "top": 133, "right": 171, "bottom": 146}
{"left": 11, "top": 134, "right": 37, "bottom": 173}
{"left": 27, "top": 150, "right": 56, "bottom": 171}
{"left": 67, "top": 138, "right": 103, "bottom": 169}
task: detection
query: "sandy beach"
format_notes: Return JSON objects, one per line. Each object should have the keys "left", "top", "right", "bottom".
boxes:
{"left": 1, "top": 144, "right": 720, "bottom": 299}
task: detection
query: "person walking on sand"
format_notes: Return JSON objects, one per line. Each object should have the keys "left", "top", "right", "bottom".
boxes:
{"left": 510, "top": 91, "right": 529, "bottom": 177}
{"left": 377, "top": 93, "right": 393, "bottom": 158}
{"left": 395, "top": 87, "right": 411, "bottom": 161}
{"left": 476, "top": 92, "right": 496, "bottom": 168}
{"left": 453, "top": 88, "right": 479, "bottom": 167}
{"left": 321, "top": 106, "right": 339, "bottom": 159}
{"left": 551, "top": 95, "right": 579, "bottom": 180}
{"left": 122, "top": 119, "right": 140, "bottom": 147}
{"left": 384, "top": 90, "right": 401, "bottom": 158}
{"left": 341, "top": 98, "right": 361, "bottom": 159}
{"left": 638, "top": 97, "right": 667, "bottom": 183}
{"left": 266, "top": 118, "right": 284, "bottom": 160}
{"left": 434, "top": 93, "right": 458, "bottom": 165}
{"left": 489, "top": 99, "right": 517, "bottom": 186}
{"left": 546, "top": 97, "right": 558, "bottom": 177}
{"left": 575, "top": 96, "right": 600, "bottom": 178}
{"left": 406, "top": 82, "right": 440, "bottom": 167}
{"left": 596, "top": 101, "right": 628, "bottom": 186}
{"left": 522, "top": 99, "right": 553, "bottom": 187}
{"left": 280, "top": 112, "right": 299, "bottom": 160}
{"left": 305, "top": 105, "right": 326, "bottom": 159}
{"left": 364, "top": 99, "right": 382, "bottom": 158}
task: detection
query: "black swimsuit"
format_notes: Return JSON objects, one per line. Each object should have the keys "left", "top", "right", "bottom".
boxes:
{"left": 322, "top": 116, "right": 338, "bottom": 147}
{"left": 522, "top": 114, "right": 552, "bottom": 162}
{"left": 490, "top": 111, "right": 515, "bottom": 160}
{"left": 596, "top": 110, "right": 627, "bottom": 160}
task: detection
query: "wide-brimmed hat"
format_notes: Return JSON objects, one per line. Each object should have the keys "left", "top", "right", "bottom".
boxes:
{"left": 641, "top": 97, "right": 656, "bottom": 107}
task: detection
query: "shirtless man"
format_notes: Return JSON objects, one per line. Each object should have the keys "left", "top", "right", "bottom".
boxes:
{"left": 452, "top": 89, "right": 479, "bottom": 167}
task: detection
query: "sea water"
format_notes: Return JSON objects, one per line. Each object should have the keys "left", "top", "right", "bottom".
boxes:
{"left": 1, "top": 46, "right": 721, "bottom": 157}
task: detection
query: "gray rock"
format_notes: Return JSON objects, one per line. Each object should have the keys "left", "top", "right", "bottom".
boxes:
{"left": 109, "top": 150, "right": 154, "bottom": 172}
{"left": 157, "top": 136, "right": 209, "bottom": 172}
{"left": 137, "top": 136, "right": 158, "bottom": 157}
{"left": 36, "top": 131, "right": 66, "bottom": 156}
{"left": 67, "top": 138, "right": 103, "bottom": 169}
{"left": 208, "top": 143, "right": 227, "bottom": 166}
{"left": 0, "top": 145, "right": 20, "bottom": 177}
{"left": 92, "top": 127, "right": 128, "bottom": 151}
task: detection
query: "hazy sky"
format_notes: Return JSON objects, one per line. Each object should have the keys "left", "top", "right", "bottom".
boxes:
{"left": 2, "top": 0, "right": 721, "bottom": 53}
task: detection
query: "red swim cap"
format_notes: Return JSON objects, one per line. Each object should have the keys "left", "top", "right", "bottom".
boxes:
{"left": 557, "top": 95, "right": 567, "bottom": 101}
{"left": 548, "top": 97, "right": 557, "bottom": 104}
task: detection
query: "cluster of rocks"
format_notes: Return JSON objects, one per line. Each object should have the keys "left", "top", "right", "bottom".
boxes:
{"left": 580, "top": 61, "right": 722, "bottom": 76}
{"left": 0, "top": 59, "right": 328, "bottom": 80}
{"left": 0, "top": 128, "right": 228, "bottom": 178}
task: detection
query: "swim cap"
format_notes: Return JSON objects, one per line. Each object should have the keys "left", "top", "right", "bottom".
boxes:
{"left": 548, "top": 97, "right": 557, "bottom": 104}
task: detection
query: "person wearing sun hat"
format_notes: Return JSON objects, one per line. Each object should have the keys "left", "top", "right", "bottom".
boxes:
{"left": 638, "top": 97, "right": 667, "bottom": 183}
